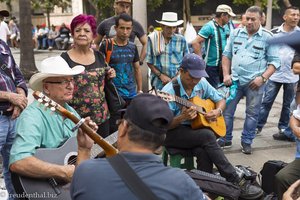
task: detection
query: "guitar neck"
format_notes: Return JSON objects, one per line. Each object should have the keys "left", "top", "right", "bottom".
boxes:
{"left": 91, "top": 131, "right": 118, "bottom": 158}
{"left": 174, "top": 96, "right": 205, "bottom": 114}
{"left": 64, "top": 112, "right": 118, "bottom": 157}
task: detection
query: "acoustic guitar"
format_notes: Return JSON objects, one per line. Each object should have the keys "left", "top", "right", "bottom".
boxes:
{"left": 11, "top": 91, "right": 118, "bottom": 200}
{"left": 156, "top": 91, "right": 226, "bottom": 137}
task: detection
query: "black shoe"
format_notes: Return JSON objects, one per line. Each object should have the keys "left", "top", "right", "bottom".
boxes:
{"left": 217, "top": 139, "right": 232, "bottom": 149}
{"left": 255, "top": 128, "right": 262, "bottom": 135}
{"left": 241, "top": 142, "right": 252, "bottom": 154}
{"left": 273, "top": 133, "right": 295, "bottom": 142}
{"left": 238, "top": 178, "right": 264, "bottom": 200}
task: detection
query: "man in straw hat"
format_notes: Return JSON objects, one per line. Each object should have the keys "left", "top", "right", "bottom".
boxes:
{"left": 70, "top": 93, "right": 207, "bottom": 200}
{"left": 146, "top": 12, "right": 189, "bottom": 90}
{"left": 191, "top": 4, "right": 236, "bottom": 88}
{"left": 0, "top": 35, "right": 27, "bottom": 199}
{"left": 94, "top": 0, "right": 147, "bottom": 65}
{"left": 9, "top": 56, "right": 97, "bottom": 197}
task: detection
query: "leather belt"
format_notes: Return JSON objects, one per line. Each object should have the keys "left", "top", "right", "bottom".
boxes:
{"left": 0, "top": 110, "right": 13, "bottom": 116}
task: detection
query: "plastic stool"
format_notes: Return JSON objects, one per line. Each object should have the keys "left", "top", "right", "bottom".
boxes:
{"left": 162, "top": 148, "right": 195, "bottom": 170}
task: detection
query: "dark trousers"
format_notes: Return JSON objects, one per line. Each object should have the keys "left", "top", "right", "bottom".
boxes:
{"left": 275, "top": 159, "right": 300, "bottom": 200}
{"left": 165, "top": 125, "right": 238, "bottom": 183}
{"left": 206, "top": 65, "right": 222, "bottom": 88}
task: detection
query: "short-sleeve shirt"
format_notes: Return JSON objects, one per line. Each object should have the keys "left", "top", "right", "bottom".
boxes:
{"left": 9, "top": 100, "right": 79, "bottom": 165}
{"left": 100, "top": 41, "right": 140, "bottom": 99}
{"left": 223, "top": 26, "right": 280, "bottom": 85}
{"left": 61, "top": 50, "right": 109, "bottom": 125}
{"left": 71, "top": 152, "right": 206, "bottom": 200}
{"left": 198, "top": 19, "right": 230, "bottom": 67}
{"left": 269, "top": 24, "right": 299, "bottom": 83}
{"left": 146, "top": 34, "right": 189, "bottom": 90}
{"left": 97, "top": 16, "right": 145, "bottom": 43}
{"left": 162, "top": 76, "right": 223, "bottom": 125}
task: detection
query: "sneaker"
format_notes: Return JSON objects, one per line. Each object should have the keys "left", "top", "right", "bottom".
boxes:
{"left": 217, "top": 140, "right": 232, "bottom": 149}
{"left": 255, "top": 128, "right": 262, "bottom": 135}
{"left": 273, "top": 133, "right": 295, "bottom": 142}
{"left": 241, "top": 142, "right": 252, "bottom": 154}
{"left": 237, "top": 177, "right": 264, "bottom": 200}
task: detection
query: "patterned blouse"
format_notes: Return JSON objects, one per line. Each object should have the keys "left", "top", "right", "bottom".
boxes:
{"left": 61, "top": 50, "right": 109, "bottom": 125}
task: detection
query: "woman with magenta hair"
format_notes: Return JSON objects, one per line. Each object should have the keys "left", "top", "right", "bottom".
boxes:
{"left": 61, "top": 14, "right": 116, "bottom": 137}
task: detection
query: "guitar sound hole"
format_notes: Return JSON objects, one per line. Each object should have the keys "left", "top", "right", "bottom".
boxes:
{"left": 67, "top": 155, "right": 77, "bottom": 165}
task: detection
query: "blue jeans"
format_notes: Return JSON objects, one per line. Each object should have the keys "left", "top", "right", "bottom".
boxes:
{"left": 223, "top": 82, "right": 265, "bottom": 144}
{"left": 0, "top": 115, "right": 16, "bottom": 199}
{"left": 257, "top": 80, "right": 296, "bottom": 132}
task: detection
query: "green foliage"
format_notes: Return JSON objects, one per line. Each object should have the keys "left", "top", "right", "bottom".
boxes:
{"left": 90, "top": 0, "right": 114, "bottom": 21}
{"left": 31, "top": 0, "right": 72, "bottom": 12}
{"left": 193, "top": 0, "right": 206, "bottom": 5}
{"left": 233, "top": 0, "right": 279, "bottom": 9}
{"left": 147, "top": 0, "right": 164, "bottom": 11}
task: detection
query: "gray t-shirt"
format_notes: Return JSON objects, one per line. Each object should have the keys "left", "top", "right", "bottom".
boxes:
{"left": 97, "top": 16, "right": 145, "bottom": 42}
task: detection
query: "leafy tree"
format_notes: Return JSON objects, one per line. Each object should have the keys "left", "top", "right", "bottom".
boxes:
{"left": 31, "top": 0, "right": 72, "bottom": 28}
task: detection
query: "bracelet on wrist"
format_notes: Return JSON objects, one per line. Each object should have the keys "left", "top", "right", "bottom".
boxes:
{"left": 156, "top": 72, "right": 162, "bottom": 77}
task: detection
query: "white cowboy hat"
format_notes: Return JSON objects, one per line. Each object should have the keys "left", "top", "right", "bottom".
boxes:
{"left": 155, "top": 12, "right": 184, "bottom": 27}
{"left": 29, "top": 56, "right": 84, "bottom": 91}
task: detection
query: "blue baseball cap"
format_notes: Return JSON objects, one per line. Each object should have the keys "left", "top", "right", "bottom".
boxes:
{"left": 181, "top": 53, "right": 208, "bottom": 78}
{"left": 268, "top": 30, "right": 300, "bottom": 53}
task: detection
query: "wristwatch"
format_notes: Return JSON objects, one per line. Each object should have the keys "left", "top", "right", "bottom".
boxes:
{"left": 261, "top": 75, "right": 267, "bottom": 83}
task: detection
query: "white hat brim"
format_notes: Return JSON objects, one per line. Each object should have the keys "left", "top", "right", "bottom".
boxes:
{"left": 155, "top": 20, "right": 184, "bottom": 27}
{"left": 29, "top": 65, "right": 84, "bottom": 92}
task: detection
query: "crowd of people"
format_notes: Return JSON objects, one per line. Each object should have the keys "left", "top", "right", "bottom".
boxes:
{"left": 1, "top": 0, "right": 300, "bottom": 199}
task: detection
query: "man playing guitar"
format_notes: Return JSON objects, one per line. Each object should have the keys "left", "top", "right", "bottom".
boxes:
{"left": 9, "top": 56, "right": 98, "bottom": 198}
{"left": 161, "top": 53, "right": 263, "bottom": 199}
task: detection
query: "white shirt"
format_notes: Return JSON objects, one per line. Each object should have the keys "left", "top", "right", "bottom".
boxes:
{"left": 0, "top": 21, "right": 10, "bottom": 43}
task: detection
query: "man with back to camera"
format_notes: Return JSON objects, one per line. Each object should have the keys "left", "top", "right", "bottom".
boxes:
{"left": 70, "top": 93, "right": 208, "bottom": 200}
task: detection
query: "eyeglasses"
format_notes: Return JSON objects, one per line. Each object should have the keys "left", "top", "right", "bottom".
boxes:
{"left": 45, "top": 79, "right": 74, "bottom": 86}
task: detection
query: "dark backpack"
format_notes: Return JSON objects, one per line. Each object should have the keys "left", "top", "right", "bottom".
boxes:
{"left": 260, "top": 160, "right": 288, "bottom": 194}
{"left": 185, "top": 169, "right": 241, "bottom": 200}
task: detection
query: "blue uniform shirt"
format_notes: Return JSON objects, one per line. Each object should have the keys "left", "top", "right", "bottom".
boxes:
{"left": 223, "top": 26, "right": 280, "bottom": 85}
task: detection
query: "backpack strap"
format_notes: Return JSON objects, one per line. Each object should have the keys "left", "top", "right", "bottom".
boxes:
{"left": 105, "top": 38, "right": 114, "bottom": 63}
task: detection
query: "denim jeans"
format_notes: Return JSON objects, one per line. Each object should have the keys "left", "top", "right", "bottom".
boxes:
{"left": 165, "top": 125, "right": 238, "bottom": 183}
{"left": 257, "top": 80, "right": 296, "bottom": 132}
{"left": 0, "top": 115, "right": 17, "bottom": 200}
{"left": 223, "top": 81, "right": 266, "bottom": 144}
{"left": 206, "top": 66, "right": 222, "bottom": 88}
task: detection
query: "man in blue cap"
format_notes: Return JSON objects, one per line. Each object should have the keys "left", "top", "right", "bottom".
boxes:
{"left": 162, "top": 53, "right": 263, "bottom": 199}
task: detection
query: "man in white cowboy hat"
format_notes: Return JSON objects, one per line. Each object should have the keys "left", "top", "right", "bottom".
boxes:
{"left": 146, "top": 12, "right": 189, "bottom": 90}
{"left": 191, "top": 4, "right": 236, "bottom": 88}
{"left": 9, "top": 56, "right": 97, "bottom": 197}
{"left": 0, "top": 9, "right": 10, "bottom": 43}
{"left": 94, "top": 0, "right": 147, "bottom": 65}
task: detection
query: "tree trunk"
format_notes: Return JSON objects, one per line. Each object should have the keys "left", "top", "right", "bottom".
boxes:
{"left": 46, "top": 10, "right": 51, "bottom": 28}
{"left": 282, "top": 0, "right": 292, "bottom": 7}
{"left": 19, "top": 0, "right": 37, "bottom": 80}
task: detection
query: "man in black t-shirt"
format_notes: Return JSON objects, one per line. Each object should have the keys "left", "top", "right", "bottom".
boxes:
{"left": 94, "top": 0, "right": 147, "bottom": 64}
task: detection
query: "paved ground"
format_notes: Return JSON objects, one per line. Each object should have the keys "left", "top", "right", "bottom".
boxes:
{"left": 0, "top": 48, "right": 296, "bottom": 198}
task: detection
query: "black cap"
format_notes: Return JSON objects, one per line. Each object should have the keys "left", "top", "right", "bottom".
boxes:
{"left": 181, "top": 53, "right": 208, "bottom": 78}
{"left": 123, "top": 94, "right": 173, "bottom": 135}
{"left": 0, "top": 10, "right": 9, "bottom": 17}
{"left": 267, "top": 30, "right": 300, "bottom": 53}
